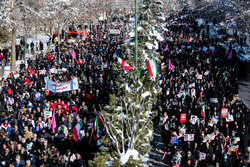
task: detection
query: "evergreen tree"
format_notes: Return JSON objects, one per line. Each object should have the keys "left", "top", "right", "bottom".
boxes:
{"left": 89, "top": 0, "right": 165, "bottom": 166}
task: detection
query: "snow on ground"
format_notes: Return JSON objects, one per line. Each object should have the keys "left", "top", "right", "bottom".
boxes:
{"left": 120, "top": 149, "right": 139, "bottom": 165}
{"left": 1, "top": 34, "right": 49, "bottom": 80}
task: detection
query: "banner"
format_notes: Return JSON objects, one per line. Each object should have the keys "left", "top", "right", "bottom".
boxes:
{"left": 109, "top": 29, "right": 120, "bottom": 34}
{"left": 46, "top": 78, "right": 79, "bottom": 93}
{"left": 221, "top": 108, "right": 228, "bottom": 118}
{"left": 180, "top": 113, "right": 187, "bottom": 123}
{"left": 49, "top": 68, "right": 67, "bottom": 74}
{"left": 184, "top": 134, "right": 194, "bottom": 141}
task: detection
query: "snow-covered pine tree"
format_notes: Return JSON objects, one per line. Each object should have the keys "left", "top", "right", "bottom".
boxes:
{"left": 89, "top": 0, "right": 165, "bottom": 166}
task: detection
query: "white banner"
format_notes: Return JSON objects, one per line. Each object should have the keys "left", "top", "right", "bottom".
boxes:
{"left": 46, "top": 78, "right": 79, "bottom": 93}
{"left": 109, "top": 29, "right": 120, "bottom": 34}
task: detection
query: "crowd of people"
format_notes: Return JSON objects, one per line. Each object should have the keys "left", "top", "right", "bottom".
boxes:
{"left": 158, "top": 11, "right": 249, "bottom": 167}
{"left": 0, "top": 13, "right": 133, "bottom": 166}
{"left": 0, "top": 8, "right": 249, "bottom": 167}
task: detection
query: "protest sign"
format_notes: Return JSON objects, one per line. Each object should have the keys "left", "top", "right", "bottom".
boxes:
{"left": 35, "top": 92, "right": 41, "bottom": 101}
{"left": 171, "top": 137, "right": 179, "bottom": 145}
{"left": 199, "top": 152, "right": 206, "bottom": 160}
{"left": 204, "top": 132, "right": 216, "bottom": 142}
{"left": 109, "top": 29, "right": 120, "bottom": 34}
{"left": 44, "top": 111, "right": 52, "bottom": 119}
{"left": 209, "top": 46, "right": 215, "bottom": 50}
{"left": 221, "top": 108, "right": 228, "bottom": 118}
{"left": 204, "top": 71, "right": 210, "bottom": 75}
{"left": 179, "top": 126, "right": 186, "bottom": 137}
{"left": 197, "top": 74, "right": 202, "bottom": 79}
{"left": 184, "top": 134, "right": 194, "bottom": 141}
{"left": 210, "top": 98, "right": 218, "bottom": 103}
{"left": 190, "top": 115, "right": 197, "bottom": 125}
{"left": 46, "top": 78, "right": 79, "bottom": 93}
{"left": 180, "top": 113, "right": 187, "bottom": 123}
{"left": 39, "top": 70, "right": 46, "bottom": 75}
{"left": 226, "top": 115, "right": 234, "bottom": 122}
{"left": 203, "top": 47, "right": 208, "bottom": 52}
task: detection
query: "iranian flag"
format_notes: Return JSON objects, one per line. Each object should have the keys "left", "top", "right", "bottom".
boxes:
{"left": 202, "top": 103, "right": 205, "bottom": 119}
{"left": 147, "top": 58, "right": 158, "bottom": 77}
{"left": 188, "top": 37, "right": 194, "bottom": 42}
{"left": 116, "top": 56, "right": 131, "bottom": 70}
{"left": 73, "top": 120, "right": 83, "bottom": 142}
{"left": 93, "top": 117, "right": 99, "bottom": 138}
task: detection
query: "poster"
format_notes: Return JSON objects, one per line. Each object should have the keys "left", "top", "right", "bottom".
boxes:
{"left": 180, "top": 113, "right": 187, "bottom": 123}
{"left": 44, "top": 111, "right": 52, "bottom": 119}
{"left": 190, "top": 115, "right": 198, "bottom": 125}
{"left": 221, "top": 108, "right": 228, "bottom": 118}
{"left": 226, "top": 115, "right": 234, "bottom": 122}
{"left": 199, "top": 152, "right": 206, "bottom": 160}
{"left": 210, "top": 98, "right": 218, "bottom": 103}
{"left": 184, "top": 134, "right": 194, "bottom": 141}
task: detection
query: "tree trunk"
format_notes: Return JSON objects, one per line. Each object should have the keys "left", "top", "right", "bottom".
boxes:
{"left": 24, "top": 35, "right": 27, "bottom": 65}
{"left": 57, "top": 27, "right": 61, "bottom": 47}
{"left": 47, "top": 36, "right": 53, "bottom": 53}
{"left": 11, "top": 27, "right": 16, "bottom": 71}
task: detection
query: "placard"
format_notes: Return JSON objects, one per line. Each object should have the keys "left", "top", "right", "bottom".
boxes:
{"left": 190, "top": 115, "right": 197, "bottom": 125}
{"left": 226, "top": 115, "right": 234, "bottom": 122}
{"left": 210, "top": 98, "right": 218, "bottom": 103}
{"left": 197, "top": 74, "right": 202, "bottom": 80}
{"left": 221, "top": 108, "right": 228, "bottom": 118}
{"left": 184, "top": 134, "right": 194, "bottom": 141}
{"left": 180, "top": 113, "right": 187, "bottom": 123}
{"left": 109, "top": 29, "right": 120, "bottom": 34}
{"left": 199, "top": 152, "right": 206, "bottom": 160}
{"left": 44, "top": 111, "right": 52, "bottom": 119}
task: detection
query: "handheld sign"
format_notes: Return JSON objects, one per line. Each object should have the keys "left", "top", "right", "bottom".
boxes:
{"left": 184, "top": 134, "right": 194, "bottom": 141}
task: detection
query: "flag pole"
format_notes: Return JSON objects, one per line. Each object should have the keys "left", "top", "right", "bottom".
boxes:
{"left": 135, "top": 0, "right": 138, "bottom": 69}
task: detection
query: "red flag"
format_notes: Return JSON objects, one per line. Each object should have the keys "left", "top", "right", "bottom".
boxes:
{"left": 7, "top": 88, "right": 12, "bottom": 95}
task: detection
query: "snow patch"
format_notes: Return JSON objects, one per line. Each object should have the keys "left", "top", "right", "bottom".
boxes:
{"left": 120, "top": 149, "right": 139, "bottom": 165}
{"left": 141, "top": 91, "right": 151, "bottom": 99}
{"left": 115, "top": 106, "right": 123, "bottom": 111}
{"left": 129, "top": 32, "right": 135, "bottom": 37}
{"left": 146, "top": 42, "right": 153, "bottom": 50}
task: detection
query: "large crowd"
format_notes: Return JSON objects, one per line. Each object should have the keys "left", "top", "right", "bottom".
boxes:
{"left": 0, "top": 9, "right": 249, "bottom": 167}
{"left": 158, "top": 11, "right": 249, "bottom": 167}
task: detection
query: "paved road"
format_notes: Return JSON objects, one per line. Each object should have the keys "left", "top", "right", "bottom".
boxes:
{"left": 149, "top": 125, "right": 169, "bottom": 167}
{"left": 238, "top": 79, "right": 250, "bottom": 109}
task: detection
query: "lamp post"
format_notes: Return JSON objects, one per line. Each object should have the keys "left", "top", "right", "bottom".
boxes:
{"left": 135, "top": 0, "right": 138, "bottom": 69}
